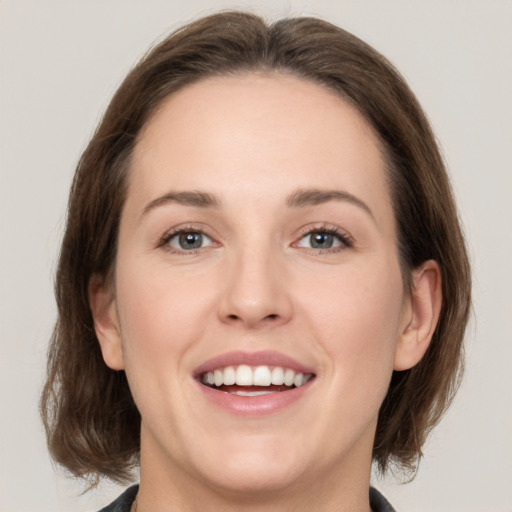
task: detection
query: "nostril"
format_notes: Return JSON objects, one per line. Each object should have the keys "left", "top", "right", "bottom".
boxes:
{"left": 225, "top": 313, "right": 279, "bottom": 323}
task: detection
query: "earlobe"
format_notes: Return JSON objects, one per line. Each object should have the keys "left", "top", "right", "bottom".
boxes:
{"left": 88, "top": 274, "right": 125, "bottom": 370}
{"left": 394, "top": 260, "right": 442, "bottom": 371}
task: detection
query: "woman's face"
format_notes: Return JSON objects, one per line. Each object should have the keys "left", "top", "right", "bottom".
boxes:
{"left": 95, "top": 74, "right": 419, "bottom": 496}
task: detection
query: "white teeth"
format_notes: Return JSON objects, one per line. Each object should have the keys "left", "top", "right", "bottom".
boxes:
{"left": 235, "top": 365, "right": 253, "bottom": 386}
{"left": 214, "top": 369, "right": 223, "bottom": 387}
{"left": 271, "top": 366, "right": 285, "bottom": 385}
{"left": 253, "top": 366, "right": 272, "bottom": 386}
{"left": 223, "top": 366, "right": 236, "bottom": 385}
{"left": 293, "top": 372, "right": 304, "bottom": 387}
{"left": 201, "top": 365, "right": 313, "bottom": 389}
{"left": 283, "top": 368, "right": 295, "bottom": 387}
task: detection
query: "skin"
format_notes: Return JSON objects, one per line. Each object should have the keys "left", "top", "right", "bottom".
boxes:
{"left": 90, "top": 73, "right": 441, "bottom": 512}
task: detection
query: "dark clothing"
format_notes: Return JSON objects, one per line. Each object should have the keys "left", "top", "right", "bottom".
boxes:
{"left": 98, "top": 485, "right": 138, "bottom": 512}
{"left": 370, "top": 486, "right": 397, "bottom": 512}
{"left": 99, "top": 484, "right": 396, "bottom": 511}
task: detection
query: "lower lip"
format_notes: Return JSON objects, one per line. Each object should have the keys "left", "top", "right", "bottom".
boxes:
{"left": 196, "top": 380, "right": 314, "bottom": 416}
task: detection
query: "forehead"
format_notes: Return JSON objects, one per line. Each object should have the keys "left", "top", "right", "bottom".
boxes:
{"left": 128, "top": 73, "right": 393, "bottom": 227}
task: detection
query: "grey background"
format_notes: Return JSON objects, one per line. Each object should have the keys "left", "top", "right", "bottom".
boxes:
{"left": 1, "top": 0, "right": 511, "bottom": 510}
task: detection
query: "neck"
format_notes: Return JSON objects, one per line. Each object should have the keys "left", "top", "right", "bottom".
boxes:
{"left": 137, "top": 472, "right": 372, "bottom": 512}
{"left": 135, "top": 428, "right": 374, "bottom": 512}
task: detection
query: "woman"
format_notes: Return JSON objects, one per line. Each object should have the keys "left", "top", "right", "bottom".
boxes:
{"left": 40, "top": 11, "right": 471, "bottom": 512}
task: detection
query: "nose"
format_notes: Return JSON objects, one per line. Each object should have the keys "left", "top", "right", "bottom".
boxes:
{"left": 217, "top": 245, "right": 293, "bottom": 329}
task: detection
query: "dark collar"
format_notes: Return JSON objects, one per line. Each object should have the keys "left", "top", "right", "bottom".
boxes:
{"left": 99, "top": 484, "right": 396, "bottom": 511}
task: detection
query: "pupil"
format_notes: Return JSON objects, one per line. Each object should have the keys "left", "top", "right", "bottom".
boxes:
{"left": 311, "top": 232, "right": 333, "bottom": 249}
{"left": 179, "top": 232, "right": 202, "bottom": 249}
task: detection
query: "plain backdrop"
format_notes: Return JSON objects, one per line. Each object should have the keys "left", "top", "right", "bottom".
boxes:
{"left": 1, "top": 1, "right": 511, "bottom": 511}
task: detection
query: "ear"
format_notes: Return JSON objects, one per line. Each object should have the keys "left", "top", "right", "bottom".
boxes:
{"left": 88, "top": 274, "right": 125, "bottom": 370}
{"left": 394, "top": 260, "right": 442, "bottom": 371}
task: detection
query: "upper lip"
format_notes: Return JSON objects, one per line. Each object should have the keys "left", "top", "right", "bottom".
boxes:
{"left": 193, "top": 350, "right": 315, "bottom": 377}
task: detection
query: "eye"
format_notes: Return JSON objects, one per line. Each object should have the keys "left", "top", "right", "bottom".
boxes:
{"left": 295, "top": 228, "right": 351, "bottom": 251}
{"left": 166, "top": 230, "right": 214, "bottom": 251}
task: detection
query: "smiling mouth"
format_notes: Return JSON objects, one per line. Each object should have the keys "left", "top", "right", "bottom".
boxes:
{"left": 200, "top": 364, "right": 314, "bottom": 396}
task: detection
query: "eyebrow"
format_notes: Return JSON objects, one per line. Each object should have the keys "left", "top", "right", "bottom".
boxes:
{"left": 286, "top": 188, "right": 374, "bottom": 219}
{"left": 140, "top": 187, "right": 373, "bottom": 220}
{"left": 141, "top": 190, "right": 220, "bottom": 218}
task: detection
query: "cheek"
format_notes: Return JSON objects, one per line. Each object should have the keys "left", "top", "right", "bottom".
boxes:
{"left": 113, "top": 260, "right": 222, "bottom": 436}
{"left": 114, "top": 259, "right": 218, "bottom": 374}
{"left": 298, "top": 260, "right": 404, "bottom": 393}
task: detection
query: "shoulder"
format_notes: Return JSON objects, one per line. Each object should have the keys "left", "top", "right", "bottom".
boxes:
{"left": 98, "top": 485, "right": 138, "bottom": 512}
{"left": 370, "top": 487, "right": 397, "bottom": 512}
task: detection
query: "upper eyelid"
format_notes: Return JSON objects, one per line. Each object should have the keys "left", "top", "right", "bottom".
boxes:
{"left": 295, "top": 224, "right": 353, "bottom": 242}
{"left": 159, "top": 228, "right": 218, "bottom": 254}
{"left": 160, "top": 223, "right": 217, "bottom": 242}
{"left": 156, "top": 223, "right": 353, "bottom": 249}
{"left": 291, "top": 225, "right": 355, "bottom": 254}
{"left": 167, "top": 230, "right": 213, "bottom": 242}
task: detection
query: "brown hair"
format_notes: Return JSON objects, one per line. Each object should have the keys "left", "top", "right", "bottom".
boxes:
{"left": 40, "top": 11, "right": 471, "bottom": 484}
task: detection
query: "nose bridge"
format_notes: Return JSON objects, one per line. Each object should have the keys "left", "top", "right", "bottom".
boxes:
{"left": 218, "top": 237, "right": 292, "bottom": 328}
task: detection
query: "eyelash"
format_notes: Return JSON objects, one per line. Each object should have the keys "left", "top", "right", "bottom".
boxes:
{"left": 294, "top": 224, "right": 353, "bottom": 253}
{"left": 158, "top": 224, "right": 353, "bottom": 255}
{"left": 158, "top": 225, "right": 215, "bottom": 255}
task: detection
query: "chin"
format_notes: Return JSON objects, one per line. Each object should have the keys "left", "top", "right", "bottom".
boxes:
{"left": 204, "top": 456, "right": 304, "bottom": 495}
{"left": 189, "top": 434, "right": 310, "bottom": 495}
